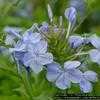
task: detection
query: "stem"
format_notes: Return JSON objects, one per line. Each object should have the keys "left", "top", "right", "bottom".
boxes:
{"left": 67, "top": 52, "right": 89, "bottom": 60}
{"left": 66, "top": 22, "right": 71, "bottom": 39}
{"left": 12, "top": 55, "right": 34, "bottom": 100}
{"left": 34, "top": 24, "right": 49, "bottom": 40}
{"left": 75, "top": 52, "right": 89, "bottom": 56}
{"left": 21, "top": 71, "right": 34, "bottom": 100}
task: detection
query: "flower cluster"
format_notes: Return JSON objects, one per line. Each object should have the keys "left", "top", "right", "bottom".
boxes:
{"left": 3, "top": 4, "right": 99, "bottom": 94}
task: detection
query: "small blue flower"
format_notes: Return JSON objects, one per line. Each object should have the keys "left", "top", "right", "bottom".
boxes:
{"left": 4, "top": 26, "right": 23, "bottom": 45}
{"left": 65, "top": 7, "right": 77, "bottom": 25}
{"left": 46, "top": 61, "right": 83, "bottom": 90}
{"left": 39, "top": 22, "right": 49, "bottom": 33}
{"left": 9, "top": 27, "right": 44, "bottom": 73}
{"left": 23, "top": 40, "right": 53, "bottom": 74}
{"left": 69, "top": 35, "right": 84, "bottom": 48}
{"left": 79, "top": 71, "right": 97, "bottom": 93}
{"left": 89, "top": 34, "right": 100, "bottom": 65}
{"left": 68, "top": 35, "right": 90, "bottom": 48}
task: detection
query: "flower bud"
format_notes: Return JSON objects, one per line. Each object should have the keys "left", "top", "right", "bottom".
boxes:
{"left": 47, "top": 4, "right": 53, "bottom": 22}
{"left": 65, "top": 7, "right": 77, "bottom": 25}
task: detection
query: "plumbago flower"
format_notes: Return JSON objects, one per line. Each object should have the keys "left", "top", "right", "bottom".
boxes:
{"left": 46, "top": 61, "right": 97, "bottom": 92}
{"left": 9, "top": 25, "right": 53, "bottom": 73}
{"left": 69, "top": 35, "right": 84, "bottom": 48}
{"left": 22, "top": 40, "right": 53, "bottom": 73}
{"left": 46, "top": 61, "right": 82, "bottom": 89}
{"left": 89, "top": 34, "right": 100, "bottom": 65}
{"left": 68, "top": 35, "right": 90, "bottom": 48}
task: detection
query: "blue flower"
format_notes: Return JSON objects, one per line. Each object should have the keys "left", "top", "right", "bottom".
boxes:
{"left": 79, "top": 71, "right": 97, "bottom": 93}
{"left": 39, "top": 22, "right": 49, "bottom": 33}
{"left": 9, "top": 27, "right": 45, "bottom": 73}
{"left": 23, "top": 40, "right": 53, "bottom": 74}
{"left": 69, "top": 35, "right": 84, "bottom": 48}
{"left": 65, "top": 7, "right": 77, "bottom": 25}
{"left": 89, "top": 34, "right": 100, "bottom": 65}
{"left": 68, "top": 35, "right": 90, "bottom": 48}
{"left": 4, "top": 26, "right": 22, "bottom": 45}
{"left": 10, "top": 30, "right": 53, "bottom": 74}
{"left": 46, "top": 61, "right": 83, "bottom": 90}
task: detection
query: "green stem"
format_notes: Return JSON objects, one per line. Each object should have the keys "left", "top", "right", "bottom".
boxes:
{"left": 66, "top": 22, "right": 71, "bottom": 39}
{"left": 67, "top": 52, "right": 89, "bottom": 60}
{"left": 21, "top": 71, "right": 34, "bottom": 100}
{"left": 75, "top": 52, "right": 89, "bottom": 56}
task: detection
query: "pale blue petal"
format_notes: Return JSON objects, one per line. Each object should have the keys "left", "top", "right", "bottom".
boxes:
{"left": 23, "top": 52, "right": 34, "bottom": 66}
{"left": 23, "top": 52, "right": 43, "bottom": 73}
{"left": 30, "top": 61, "right": 43, "bottom": 74}
{"left": 64, "top": 61, "right": 81, "bottom": 70}
{"left": 55, "top": 73, "right": 71, "bottom": 90}
{"left": 79, "top": 79, "right": 92, "bottom": 93}
{"left": 34, "top": 40, "right": 48, "bottom": 53}
{"left": 27, "top": 40, "right": 48, "bottom": 55}
{"left": 4, "top": 26, "right": 22, "bottom": 38}
{"left": 83, "top": 71, "right": 97, "bottom": 82}
{"left": 14, "top": 51, "right": 26, "bottom": 62}
{"left": 38, "top": 53, "right": 53, "bottom": 65}
{"left": 23, "top": 31, "right": 41, "bottom": 44}
{"left": 69, "top": 35, "right": 84, "bottom": 48}
{"left": 46, "top": 62, "right": 62, "bottom": 82}
{"left": 67, "top": 69, "right": 83, "bottom": 83}
{"left": 89, "top": 49, "right": 100, "bottom": 65}
{"left": 89, "top": 34, "right": 100, "bottom": 49}
{"left": 9, "top": 41, "right": 26, "bottom": 53}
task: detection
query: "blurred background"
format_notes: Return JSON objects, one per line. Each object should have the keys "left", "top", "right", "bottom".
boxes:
{"left": 0, "top": 0, "right": 100, "bottom": 99}
{"left": 0, "top": 0, "right": 100, "bottom": 32}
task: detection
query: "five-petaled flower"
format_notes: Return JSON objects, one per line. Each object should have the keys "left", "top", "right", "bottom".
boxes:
{"left": 46, "top": 61, "right": 83, "bottom": 90}
{"left": 23, "top": 40, "right": 53, "bottom": 73}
